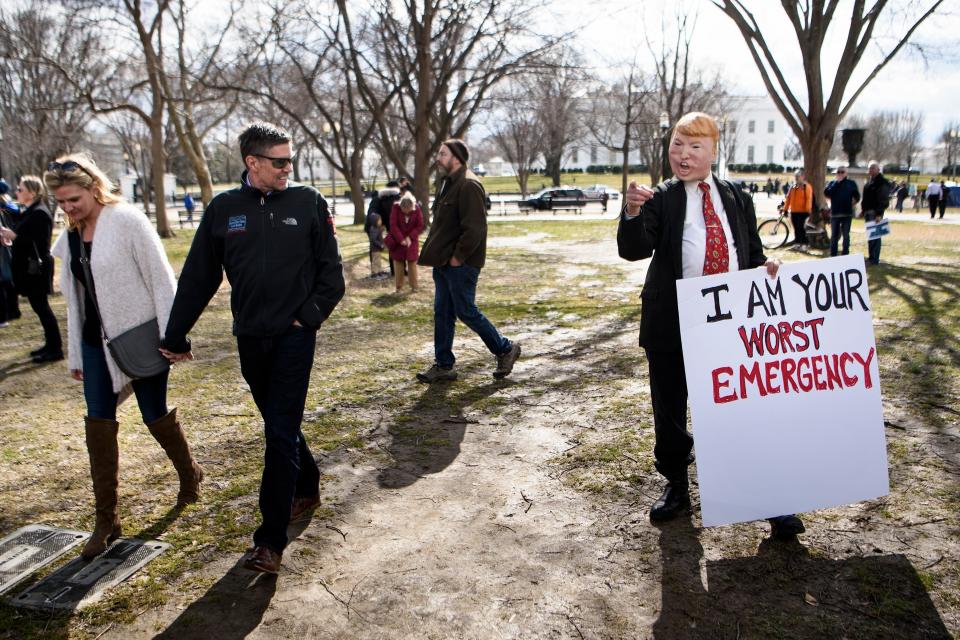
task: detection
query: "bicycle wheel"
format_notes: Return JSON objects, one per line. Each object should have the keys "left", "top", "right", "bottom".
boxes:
{"left": 758, "top": 218, "right": 790, "bottom": 250}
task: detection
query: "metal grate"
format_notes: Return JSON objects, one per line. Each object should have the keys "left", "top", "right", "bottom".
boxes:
{"left": 0, "top": 525, "right": 89, "bottom": 595}
{"left": 11, "top": 538, "right": 169, "bottom": 610}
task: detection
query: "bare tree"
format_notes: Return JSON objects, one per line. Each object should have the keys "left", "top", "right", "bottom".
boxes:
{"left": 711, "top": 0, "right": 945, "bottom": 208}
{"left": 585, "top": 56, "right": 656, "bottom": 195}
{"left": 0, "top": 2, "right": 102, "bottom": 178}
{"left": 489, "top": 83, "right": 542, "bottom": 197}
{"left": 45, "top": 0, "right": 176, "bottom": 236}
{"left": 648, "top": 7, "right": 734, "bottom": 180}
{"left": 158, "top": 0, "right": 240, "bottom": 207}
{"left": 337, "top": 0, "right": 560, "bottom": 221}
{"left": 888, "top": 109, "right": 923, "bottom": 170}
{"left": 535, "top": 47, "right": 585, "bottom": 187}
{"left": 210, "top": 2, "right": 400, "bottom": 223}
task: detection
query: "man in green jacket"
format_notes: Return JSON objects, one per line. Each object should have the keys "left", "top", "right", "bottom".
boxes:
{"left": 416, "top": 138, "right": 520, "bottom": 382}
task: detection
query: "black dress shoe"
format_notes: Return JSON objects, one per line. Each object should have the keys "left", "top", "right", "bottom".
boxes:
{"left": 30, "top": 345, "right": 48, "bottom": 357}
{"left": 649, "top": 483, "right": 691, "bottom": 522}
{"left": 32, "top": 350, "right": 64, "bottom": 363}
{"left": 768, "top": 514, "right": 805, "bottom": 539}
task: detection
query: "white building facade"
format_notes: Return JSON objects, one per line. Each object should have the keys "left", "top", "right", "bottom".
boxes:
{"left": 523, "top": 94, "right": 795, "bottom": 175}
{"left": 725, "top": 96, "right": 792, "bottom": 167}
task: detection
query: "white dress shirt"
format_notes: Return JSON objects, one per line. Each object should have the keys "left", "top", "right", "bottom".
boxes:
{"left": 680, "top": 175, "right": 739, "bottom": 279}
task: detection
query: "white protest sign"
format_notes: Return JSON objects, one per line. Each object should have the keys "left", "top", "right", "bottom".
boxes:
{"left": 676, "top": 254, "right": 888, "bottom": 527}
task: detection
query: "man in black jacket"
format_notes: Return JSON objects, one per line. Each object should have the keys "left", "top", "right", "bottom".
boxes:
{"left": 161, "top": 122, "right": 345, "bottom": 574}
{"left": 618, "top": 112, "right": 802, "bottom": 539}
{"left": 861, "top": 162, "right": 892, "bottom": 265}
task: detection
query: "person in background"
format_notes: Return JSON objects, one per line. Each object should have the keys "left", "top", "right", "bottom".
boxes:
{"left": 861, "top": 162, "right": 892, "bottom": 266}
{"left": 938, "top": 181, "right": 948, "bottom": 219}
{"left": 895, "top": 182, "right": 908, "bottom": 212}
{"left": 824, "top": 166, "right": 860, "bottom": 257}
{"left": 0, "top": 180, "right": 20, "bottom": 327}
{"left": 783, "top": 169, "right": 813, "bottom": 250}
{"left": 388, "top": 191, "right": 425, "bottom": 293}
{"left": 183, "top": 192, "right": 196, "bottom": 224}
{"left": 416, "top": 138, "right": 521, "bottom": 383}
{"left": 365, "top": 207, "right": 387, "bottom": 279}
{"left": 46, "top": 154, "right": 203, "bottom": 559}
{"left": 925, "top": 178, "right": 941, "bottom": 218}
{"left": 0, "top": 176, "right": 62, "bottom": 361}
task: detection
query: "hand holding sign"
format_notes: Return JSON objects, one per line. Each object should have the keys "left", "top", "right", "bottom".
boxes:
{"left": 625, "top": 180, "right": 655, "bottom": 216}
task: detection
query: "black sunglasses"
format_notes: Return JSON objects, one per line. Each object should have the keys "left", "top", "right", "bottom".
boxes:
{"left": 254, "top": 154, "right": 294, "bottom": 169}
{"left": 47, "top": 160, "right": 92, "bottom": 176}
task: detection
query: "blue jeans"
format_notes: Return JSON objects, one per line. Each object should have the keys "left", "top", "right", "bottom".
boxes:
{"left": 432, "top": 264, "right": 510, "bottom": 368}
{"left": 830, "top": 216, "right": 852, "bottom": 257}
{"left": 81, "top": 340, "right": 168, "bottom": 423}
{"left": 237, "top": 326, "right": 320, "bottom": 554}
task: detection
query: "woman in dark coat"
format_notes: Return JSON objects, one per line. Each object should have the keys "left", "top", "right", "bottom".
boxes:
{"left": 0, "top": 176, "right": 62, "bottom": 361}
{"left": 388, "top": 191, "right": 425, "bottom": 293}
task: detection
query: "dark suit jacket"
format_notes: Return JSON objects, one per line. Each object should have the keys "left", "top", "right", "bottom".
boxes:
{"left": 617, "top": 175, "right": 766, "bottom": 352}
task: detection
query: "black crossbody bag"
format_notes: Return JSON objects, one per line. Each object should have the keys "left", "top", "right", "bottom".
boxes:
{"left": 77, "top": 238, "right": 169, "bottom": 379}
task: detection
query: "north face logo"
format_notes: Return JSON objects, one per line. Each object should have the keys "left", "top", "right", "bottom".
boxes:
{"left": 282, "top": 217, "right": 298, "bottom": 226}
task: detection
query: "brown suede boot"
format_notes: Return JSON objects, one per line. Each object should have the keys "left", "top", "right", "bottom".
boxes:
{"left": 82, "top": 416, "right": 122, "bottom": 560}
{"left": 146, "top": 408, "right": 204, "bottom": 507}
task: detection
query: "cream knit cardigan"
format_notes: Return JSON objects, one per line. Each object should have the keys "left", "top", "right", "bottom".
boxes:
{"left": 52, "top": 203, "right": 177, "bottom": 393}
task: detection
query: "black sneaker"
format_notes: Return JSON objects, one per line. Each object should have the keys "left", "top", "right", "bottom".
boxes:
{"left": 493, "top": 342, "right": 521, "bottom": 379}
{"left": 416, "top": 364, "right": 458, "bottom": 383}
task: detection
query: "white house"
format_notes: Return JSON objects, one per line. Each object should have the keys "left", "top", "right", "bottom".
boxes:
{"left": 725, "top": 95, "right": 792, "bottom": 166}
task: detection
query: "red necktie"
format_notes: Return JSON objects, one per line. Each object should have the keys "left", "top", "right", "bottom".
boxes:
{"left": 699, "top": 181, "right": 730, "bottom": 275}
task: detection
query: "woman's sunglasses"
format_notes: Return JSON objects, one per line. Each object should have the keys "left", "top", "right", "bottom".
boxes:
{"left": 47, "top": 160, "right": 93, "bottom": 176}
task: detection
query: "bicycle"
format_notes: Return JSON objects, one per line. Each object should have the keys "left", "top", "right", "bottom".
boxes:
{"left": 757, "top": 202, "right": 791, "bottom": 250}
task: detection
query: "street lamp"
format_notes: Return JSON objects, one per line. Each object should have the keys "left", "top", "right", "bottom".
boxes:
{"left": 322, "top": 122, "right": 340, "bottom": 215}
{"left": 659, "top": 111, "right": 671, "bottom": 180}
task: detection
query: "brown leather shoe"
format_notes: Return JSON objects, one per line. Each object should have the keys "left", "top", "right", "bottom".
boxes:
{"left": 243, "top": 546, "right": 282, "bottom": 574}
{"left": 290, "top": 494, "right": 321, "bottom": 523}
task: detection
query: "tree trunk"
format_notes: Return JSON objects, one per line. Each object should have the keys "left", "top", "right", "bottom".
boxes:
{"left": 802, "top": 134, "right": 833, "bottom": 212}
{"left": 620, "top": 132, "right": 631, "bottom": 196}
{"left": 545, "top": 155, "right": 561, "bottom": 187}
{"left": 518, "top": 170, "right": 529, "bottom": 198}
{"left": 349, "top": 155, "right": 365, "bottom": 225}
{"left": 151, "top": 117, "right": 171, "bottom": 237}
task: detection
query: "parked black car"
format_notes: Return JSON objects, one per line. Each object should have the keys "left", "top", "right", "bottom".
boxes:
{"left": 521, "top": 187, "right": 587, "bottom": 210}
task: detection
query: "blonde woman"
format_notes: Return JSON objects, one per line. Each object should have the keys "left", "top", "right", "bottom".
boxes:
{"left": 46, "top": 154, "right": 203, "bottom": 559}
{"left": 388, "top": 191, "right": 425, "bottom": 292}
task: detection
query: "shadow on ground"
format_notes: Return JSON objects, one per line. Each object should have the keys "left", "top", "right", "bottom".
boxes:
{"left": 869, "top": 263, "right": 960, "bottom": 432}
{"left": 653, "top": 518, "right": 950, "bottom": 639}
{"left": 153, "top": 559, "right": 277, "bottom": 639}
{"left": 376, "top": 375, "right": 508, "bottom": 489}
